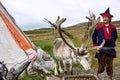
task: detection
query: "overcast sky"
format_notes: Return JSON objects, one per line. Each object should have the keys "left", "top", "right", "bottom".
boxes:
{"left": 0, "top": 0, "right": 120, "bottom": 30}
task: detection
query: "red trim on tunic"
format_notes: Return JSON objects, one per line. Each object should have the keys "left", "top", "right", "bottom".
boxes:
{"left": 96, "top": 24, "right": 103, "bottom": 30}
{"left": 103, "top": 24, "right": 111, "bottom": 39}
{"left": 93, "top": 44, "right": 98, "bottom": 46}
{"left": 109, "top": 24, "right": 116, "bottom": 29}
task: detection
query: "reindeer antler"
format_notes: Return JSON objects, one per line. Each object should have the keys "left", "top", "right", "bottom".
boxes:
{"left": 85, "top": 11, "right": 100, "bottom": 48}
{"left": 43, "top": 16, "right": 66, "bottom": 29}
{"left": 44, "top": 16, "right": 74, "bottom": 39}
{"left": 44, "top": 16, "right": 76, "bottom": 50}
{"left": 43, "top": 18, "right": 57, "bottom": 29}
{"left": 87, "top": 39, "right": 105, "bottom": 51}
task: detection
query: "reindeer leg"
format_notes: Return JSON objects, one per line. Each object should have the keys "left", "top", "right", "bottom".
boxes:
{"left": 39, "top": 66, "right": 50, "bottom": 74}
{"left": 63, "top": 60, "right": 67, "bottom": 74}
{"left": 54, "top": 62, "right": 58, "bottom": 75}
{"left": 69, "top": 59, "right": 73, "bottom": 75}
{"left": 58, "top": 61, "right": 64, "bottom": 74}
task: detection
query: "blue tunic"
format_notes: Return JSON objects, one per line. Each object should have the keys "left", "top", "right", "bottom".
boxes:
{"left": 92, "top": 23, "right": 118, "bottom": 58}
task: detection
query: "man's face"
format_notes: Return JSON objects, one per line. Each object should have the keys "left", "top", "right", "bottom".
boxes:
{"left": 102, "top": 16, "right": 110, "bottom": 24}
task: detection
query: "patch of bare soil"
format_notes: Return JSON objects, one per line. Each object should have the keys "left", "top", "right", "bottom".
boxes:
{"left": 70, "top": 67, "right": 120, "bottom": 80}
{"left": 46, "top": 67, "right": 120, "bottom": 80}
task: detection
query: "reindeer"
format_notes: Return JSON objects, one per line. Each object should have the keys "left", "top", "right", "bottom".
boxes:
{"left": 44, "top": 12, "right": 105, "bottom": 75}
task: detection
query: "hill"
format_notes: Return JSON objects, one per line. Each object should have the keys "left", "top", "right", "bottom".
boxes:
{"left": 24, "top": 20, "right": 120, "bottom": 43}
{"left": 67, "top": 20, "right": 120, "bottom": 28}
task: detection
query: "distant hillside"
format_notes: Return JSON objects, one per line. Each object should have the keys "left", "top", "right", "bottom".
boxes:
{"left": 67, "top": 20, "right": 120, "bottom": 28}
{"left": 24, "top": 20, "right": 120, "bottom": 43}
{"left": 24, "top": 20, "right": 120, "bottom": 39}
{"left": 24, "top": 20, "right": 120, "bottom": 33}
{"left": 112, "top": 20, "right": 120, "bottom": 28}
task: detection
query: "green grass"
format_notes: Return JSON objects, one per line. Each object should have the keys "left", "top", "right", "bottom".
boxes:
{"left": 33, "top": 39, "right": 54, "bottom": 56}
{"left": 19, "top": 74, "right": 45, "bottom": 80}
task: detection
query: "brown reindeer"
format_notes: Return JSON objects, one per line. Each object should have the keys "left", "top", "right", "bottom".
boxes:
{"left": 44, "top": 12, "right": 105, "bottom": 75}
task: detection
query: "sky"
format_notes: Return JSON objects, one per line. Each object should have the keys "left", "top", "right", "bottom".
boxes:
{"left": 0, "top": 0, "right": 120, "bottom": 30}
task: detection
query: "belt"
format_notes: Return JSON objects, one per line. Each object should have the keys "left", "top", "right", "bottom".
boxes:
{"left": 100, "top": 47, "right": 114, "bottom": 50}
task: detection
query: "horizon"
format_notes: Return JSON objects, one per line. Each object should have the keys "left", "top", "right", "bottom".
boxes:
{"left": 1, "top": 0, "right": 120, "bottom": 30}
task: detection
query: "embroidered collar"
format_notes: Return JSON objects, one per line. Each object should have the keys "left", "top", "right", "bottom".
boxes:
{"left": 105, "top": 23, "right": 109, "bottom": 27}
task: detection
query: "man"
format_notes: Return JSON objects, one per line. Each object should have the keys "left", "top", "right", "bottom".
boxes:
{"left": 92, "top": 8, "right": 118, "bottom": 79}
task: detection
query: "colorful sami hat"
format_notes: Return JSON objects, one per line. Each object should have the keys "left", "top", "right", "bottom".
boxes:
{"left": 100, "top": 8, "right": 113, "bottom": 19}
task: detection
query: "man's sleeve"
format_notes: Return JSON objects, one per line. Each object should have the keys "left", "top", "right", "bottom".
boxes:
{"left": 92, "top": 28, "right": 98, "bottom": 46}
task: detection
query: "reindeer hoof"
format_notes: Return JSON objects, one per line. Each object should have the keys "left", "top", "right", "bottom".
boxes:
{"left": 70, "top": 71, "right": 73, "bottom": 75}
{"left": 45, "top": 73, "right": 51, "bottom": 76}
{"left": 70, "top": 69, "right": 73, "bottom": 75}
{"left": 64, "top": 71, "right": 67, "bottom": 75}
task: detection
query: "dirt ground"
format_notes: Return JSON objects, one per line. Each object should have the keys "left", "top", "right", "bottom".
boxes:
{"left": 45, "top": 65, "right": 120, "bottom": 80}
{"left": 70, "top": 67, "right": 120, "bottom": 80}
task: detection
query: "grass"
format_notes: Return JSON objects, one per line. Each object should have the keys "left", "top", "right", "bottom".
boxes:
{"left": 34, "top": 39, "right": 54, "bottom": 56}
{"left": 19, "top": 74, "right": 46, "bottom": 80}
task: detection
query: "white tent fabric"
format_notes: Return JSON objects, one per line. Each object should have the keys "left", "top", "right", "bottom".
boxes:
{"left": 0, "top": 2, "right": 37, "bottom": 70}
{"left": 0, "top": 16, "right": 28, "bottom": 70}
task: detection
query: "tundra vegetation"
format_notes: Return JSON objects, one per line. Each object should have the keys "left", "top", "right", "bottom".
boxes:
{"left": 20, "top": 20, "right": 120, "bottom": 80}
